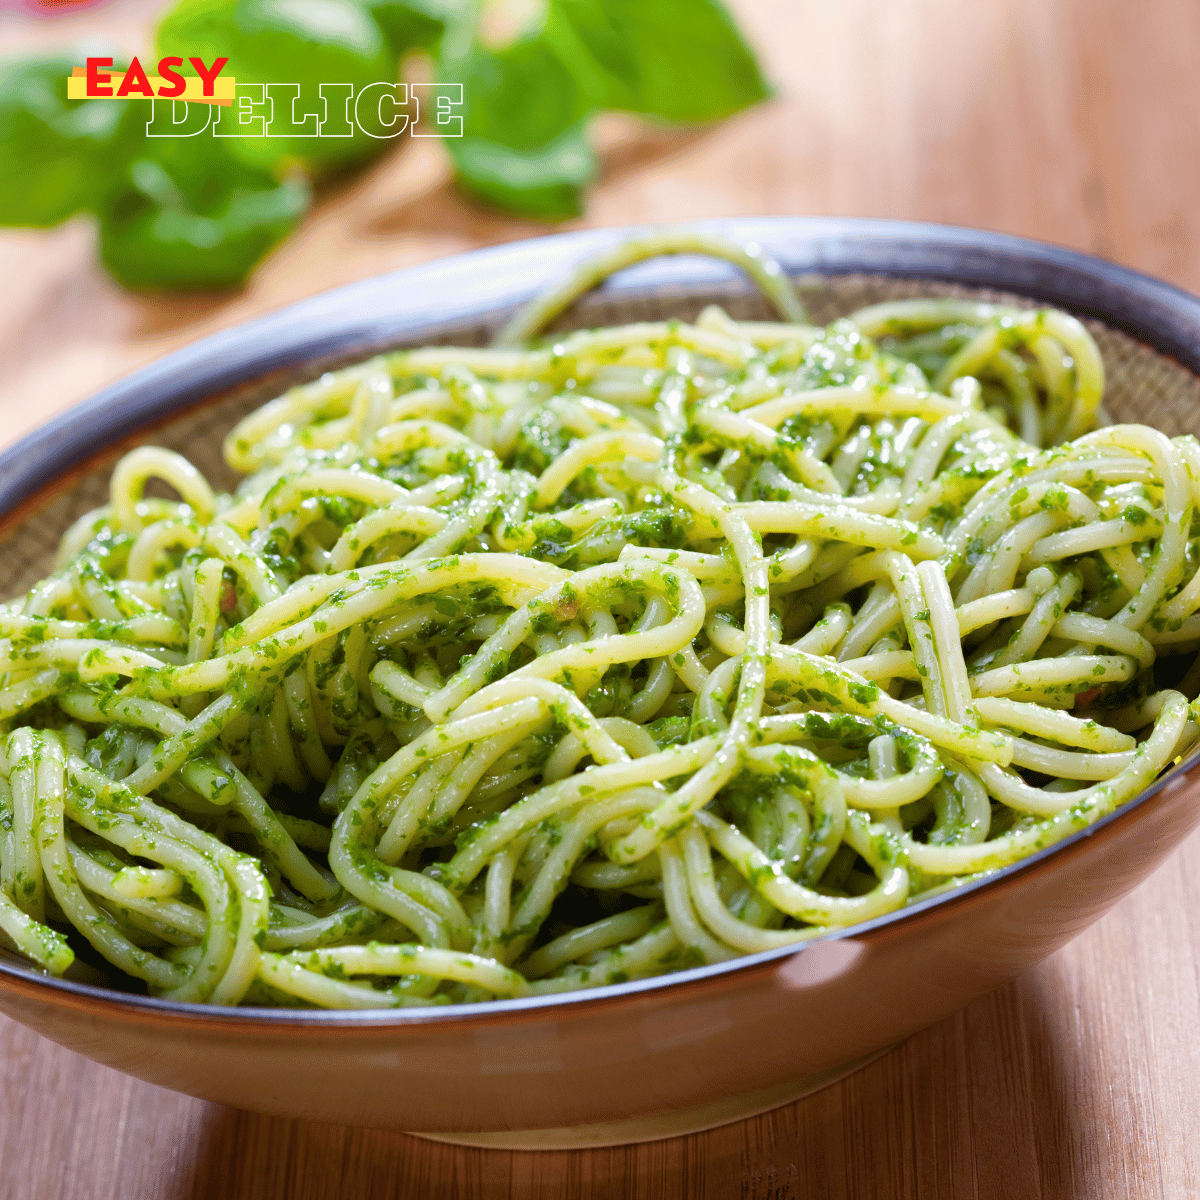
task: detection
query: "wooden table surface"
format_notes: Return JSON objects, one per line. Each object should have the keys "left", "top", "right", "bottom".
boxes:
{"left": 2, "top": 0, "right": 1200, "bottom": 1195}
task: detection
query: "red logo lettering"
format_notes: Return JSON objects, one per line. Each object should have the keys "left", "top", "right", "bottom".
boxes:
{"left": 188, "top": 57, "right": 229, "bottom": 97}
{"left": 85, "top": 56, "right": 112, "bottom": 97}
{"left": 156, "top": 57, "right": 186, "bottom": 99}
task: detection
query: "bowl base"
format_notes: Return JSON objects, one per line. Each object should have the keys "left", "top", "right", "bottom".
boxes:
{"left": 409, "top": 1048, "right": 888, "bottom": 1149}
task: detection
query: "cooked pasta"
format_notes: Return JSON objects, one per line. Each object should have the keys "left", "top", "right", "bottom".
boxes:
{"left": 1, "top": 232, "right": 1198, "bottom": 1008}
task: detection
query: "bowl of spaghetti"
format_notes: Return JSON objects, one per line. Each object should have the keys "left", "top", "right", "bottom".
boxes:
{"left": 0, "top": 218, "right": 1198, "bottom": 1147}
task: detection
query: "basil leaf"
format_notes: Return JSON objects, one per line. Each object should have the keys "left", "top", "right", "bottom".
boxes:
{"left": 97, "top": 112, "right": 310, "bottom": 289}
{"left": 157, "top": 0, "right": 397, "bottom": 169}
{"left": 0, "top": 53, "right": 125, "bottom": 226}
{"left": 440, "top": 32, "right": 595, "bottom": 219}
{"left": 545, "top": 0, "right": 770, "bottom": 122}
{"left": 357, "top": 0, "right": 455, "bottom": 54}
{"left": 448, "top": 122, "right": 595, "bottom": 219}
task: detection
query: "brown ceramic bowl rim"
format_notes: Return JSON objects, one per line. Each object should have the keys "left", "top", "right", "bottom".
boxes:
{"left": 2, "top": 216, "right": 1199, "bottom": 1029}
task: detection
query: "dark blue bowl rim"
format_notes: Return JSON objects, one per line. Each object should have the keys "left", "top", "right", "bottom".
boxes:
{"left": 2, "top": 215, "right": 1199, "bottom": 1027}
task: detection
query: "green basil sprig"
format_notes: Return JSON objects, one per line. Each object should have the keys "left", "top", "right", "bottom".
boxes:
{"left": 0, "top": 53, "right": 124, "bottom": 227}
{"left": 98, "top": 107, "right": 310, "bottom": 288}
{"left": 545, "top": 0, "right": 771, "bottom": 122}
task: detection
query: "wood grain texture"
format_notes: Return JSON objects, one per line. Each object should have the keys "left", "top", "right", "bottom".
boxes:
{"left": 0, "top": 0, "right": 1198, "bottom": 1195}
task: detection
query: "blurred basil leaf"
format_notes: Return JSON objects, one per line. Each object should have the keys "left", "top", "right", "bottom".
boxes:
{"left": 440, "top": 31, "right": 595, "bottom": 219}
{"left": 0, "top": 53, "right": 125, "bottom": 226}
{"left": 448, "top": 122, "right": 595, "bottom": 219}
{"left": 544, "top": 0, "right": 770, "bottom": 122}
{"left": 358, "top": 0, "right": 457, "bottom": 54}
{"left": 157, "top": 0, "right": 397, "bottom": 169}
{"left": 97, "top": 110, "right": 310, "bottom": 289}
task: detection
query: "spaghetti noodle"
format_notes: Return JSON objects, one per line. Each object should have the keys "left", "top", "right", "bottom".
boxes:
{"left": 1, "top": 232, "right": 1197, "bottom": 1008}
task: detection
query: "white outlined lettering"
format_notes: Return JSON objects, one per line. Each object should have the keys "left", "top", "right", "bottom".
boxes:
{"left": 213, "top": 82, "right": 270, "bottom": 137}
{"left": 139, "top": 82, "right": 466, "bottom": 141}
{"left": 318, "top": 83, "right": 355, "bottom": 138}
{"left": 266, "top": 83, "right": 319, "bottom": 137}
{"left": 145, "top": 98, "right": 212, "bottom": 137}
{"left": 354, "top": 82, "right": 409, "bottom": 139}
{"left": 410, "top": 83, "right": 464, "bottom": 138}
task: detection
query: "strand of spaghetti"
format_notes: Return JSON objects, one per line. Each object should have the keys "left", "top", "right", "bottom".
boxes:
{"left": 267, "top": 943, "right": 530, "bottom": 998}
{"left": 143, "top": 556, "right": 577, "bottom": 698}
{"left": 422, "top": 559, "right": 703, "bottom": 721}
{"left": 696, "top": 808, "right": 909, "bottom": 925}
{"left": 64, "top": 755, "right": 269, "bottom": 1004}
{"left": 493, "top": 230, "right": 808, "bottom": 347}
{"left": 731, "top": 502, "right": 944, "bottom": 557}
{"left": 607, "top": 472, "right": 771, "bottom": 864}
{"left": 679, "top": 826, "right": 823, "bottom": 952}
{"left": 440, "top": 737, "right": 720, "bottom": 891}
{"left": 763, "top": 644, "right": 1013, "bottom": 765}
{"left": 901, "top": 694, "right": 1191, "bottom": 870}
{"left": 742, "top": 386, "right": 972, "bottom": 428}
{"left": 972, "top": 697, "right": 1135, "bottom": 752}
{"left": 699, "top": 408, "right": 841, "bottom": 493}
{"left": 67, "top": 843, "right": 206, "bottom": 941}
{"left": 498, "top": 792, "right": 667, "bottom": 963}
{"left": 327, "top": 504, "right": 447, "bottom": 571}
{"left": 111, "top": 446, "right": 216, "bottom": 530}
{"left": 518, "top": 903, "right": 661, "bottom": 979}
